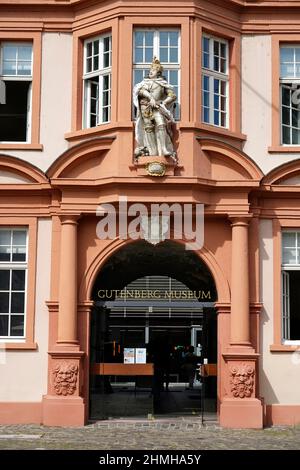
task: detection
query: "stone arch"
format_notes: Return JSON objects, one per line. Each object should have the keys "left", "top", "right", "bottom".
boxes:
{"left": 46, "top": 136, "right": 116, "bottom": 179}
{"left": 198, "top": 138, "right": 263, "bottom": 182}
{"left": 79, "top": 237, "right": 230, "bottom": 304}
{"left": 0, "top": 154, "right": 48, "bottom": 184}
{"left": 262, "top": 159, "right": 300, "bottom": 186}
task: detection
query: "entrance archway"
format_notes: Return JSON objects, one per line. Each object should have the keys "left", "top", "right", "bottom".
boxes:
{"left": 89, "top": 240, "right": 218, "bottom": 420}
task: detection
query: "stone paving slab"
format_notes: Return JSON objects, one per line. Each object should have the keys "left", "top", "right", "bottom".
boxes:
{"left": 0, "top": 420, "right": 299, "bottom": 450}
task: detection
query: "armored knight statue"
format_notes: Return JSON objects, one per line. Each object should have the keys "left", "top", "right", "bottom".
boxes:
{"left": 133, "top": 57, "right": 177, "bottom": 163}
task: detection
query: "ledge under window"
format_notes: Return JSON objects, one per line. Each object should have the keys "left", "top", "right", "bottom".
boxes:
{"left": 270, "top": 343, "right": 300, "bottom": 352}
{"left": 268, "top": 146, "right": 300, "bottom": 153}
{"left": 0, "top": 341, "right": 38, "bottom": 350}
{"left": 180, "top": 122, "right": 246, "bottom": 142}
{"left": 0, "top": 143, "right": 43, "bottom": 150}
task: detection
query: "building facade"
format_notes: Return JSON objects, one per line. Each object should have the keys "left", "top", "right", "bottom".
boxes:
{"left": 1, "top": 0, "right": 300, "bottom": 428}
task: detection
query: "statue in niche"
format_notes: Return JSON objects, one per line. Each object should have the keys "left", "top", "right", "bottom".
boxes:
{"left": 133, "top": 57, "right": 177, "bottom": 163}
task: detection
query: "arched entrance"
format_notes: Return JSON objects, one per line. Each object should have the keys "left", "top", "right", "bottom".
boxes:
{"left": 89, "top": 240, "right": 218, "bottom": 421}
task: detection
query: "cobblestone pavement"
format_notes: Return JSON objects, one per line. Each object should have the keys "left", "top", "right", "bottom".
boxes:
{"left": 0, "top": 418, "right": 299, "bottom": 450}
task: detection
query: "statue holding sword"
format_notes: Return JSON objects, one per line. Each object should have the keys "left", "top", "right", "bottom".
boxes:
{"left": 133, "top": 57, "right": 177, "bottom": 163}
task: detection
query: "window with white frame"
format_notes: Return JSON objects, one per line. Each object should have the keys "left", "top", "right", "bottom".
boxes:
{"left": 281, "top": 231, "right": 300, "bottom": 342}
{"left": 202, "top": 35, "right": 229, "bottom": 128}
{"left": 133, "top": 29, "right": 180, "bottom": 119}
{"left": 83, "top": 34, "right": 112, "bottom": 128}
{"left": 0, "top": 229, "right": 27, "bottom": 339}
{"left": 0, "top": 42, "right": 33, "bottom": 142}
{"left": 280, "top": 46, "right": 300, "bottom": 145}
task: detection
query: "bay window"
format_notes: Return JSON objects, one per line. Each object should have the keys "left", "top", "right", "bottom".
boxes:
{"left": 133, "top": 29, "right": 180, "bottom": 119}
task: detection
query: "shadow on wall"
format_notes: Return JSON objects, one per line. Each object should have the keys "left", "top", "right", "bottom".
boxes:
{"left": 259, "top": 307, "right": 279, "bottom": 412}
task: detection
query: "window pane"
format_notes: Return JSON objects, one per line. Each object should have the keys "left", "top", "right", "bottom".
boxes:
{"left": 0, "top": 247, "right": 11, "bottom": 262}
{"left": 160, "top": 47, "right": 168, "bottom": 63}
{"left": 102, "top": 107, "right": 109, "bottom": 123}
{"left": 282, "top": 248, "right": 297, "bottom": 264}
{"left": 0, "top": 292, "right": 9, "bottom": 313}
{"left": 0, "top": 270, "right": 10, "bottom": 290}
{"left": 103, "top": 37, "right": 110, "bottom": 53}
{"left": 202, "top": 37, "right": 209, "bottom": 53}
{"left": 221, "top": 96, "right": 226, "bottom": 112}
{"left": 87, "top": 42, "right": 92, "bottom": 57}
{"left": 220, "top": 58, "right": 226, "bottom": 74}
{"left": 213, "top": 41, "right": 219, "bottom": 56}
{"left": 145, "top": 32, "right": 153, "bottom": 47}
{"left": 295, "top": 48, "right": 300, "bottom": 62}
{"left": 18, "top": 46, "right": 32, "bottom": 61}
{"left": 0, "top": 230, "right": 11, "bottom": 245}
{"left": 282, "top": 232, "right": 296, "bottom": 248}
{"left": 87, "top": 58, "right": 92, "bottom": 73}
{"left": 135, "top": 32, "right": 143, "bottom": 47}
{"left": 282, "top": 125, "right": 291, "bottom": 144}
{"left": 281, "top": 63, "right": 294, "bottom": 78}
{"left": 169, "top": 70, "right": 178, "bottom": 86}
{"left": 103, "top": 75, "right": 109, "bottom": 90}
{"left": 134, "top": 69, "right": 146, "bottom": 85}
{"left": 214, "top": 79, "right": 219, "bottom": 93}
{"left": 2, "top": 61, "right": 16, "bottom": 75}
{"left": 203, "top": 52, "right": 209, "bottom": 68}
{"left": 145, "top": 48, "right": 153, "bottom": 63}
{"left": 214, "top": 56, "right": 219, "bottom": 71}
{"left": 203, "top": 75, "right": 209, "bottom": 91}
{"left": 93, "top": 56, "right": 99, "bottom": 71}
{"left": 0, "top": 315, "right": 8, "bottom": 336}
{"left": 214, "top": 94, "right": 220, "bottom": 110}
{"left": 202, "top": 107, "right": 209, "bottom": 123}
{"left": 10, "top": 315, "right": 24, "bottom": 336}
{"left": 292, "top": 128, "right": 300, "bottom": 145}
{"left": 214, "top": 110, "right": 220, "bottom": 125}
{"left": 3, "top": 45, "right": 17, "bottom": 60}
{"left": 221, "top": 112, "right": 226, "bottom": 127}
{"left": 160, "top": 32, "right": 169, "bottom": 47}
{"left": 282, "top": 106, "right": 290, "bottom": 125}
{"left": 103, "top": 91, "right": 109, "bottom": 106}
{"left": 12, "top": 230, "right": 26, "bottom": 246}
{"left": 135, "top": 48, "right": 143, "bottom": 63}
{"left": 12, "top": 247, "right": 26, "bottom": 262}
{"left": 220, "top": 43, "right": 226, "bottom": 58}
{"left": 221, "top": 81, "right": 226, "bottom": 96}
{"left": 17, "top": 61, "right": 32, "bottom": 75}
{"left": 11, "top": 292, "right": 25, "bottom": 313}
{"left": 203, "top": 91, "right": 209, "bottom": 107}
{"left": 292, "top": 108, "right": 300, "bottom": 128}
{"left": 169, "top": 32, "right": 178, "bottom": 47}
{"left": 169, "top": 48, "right": 178, "bottom": 63}
{"left": 93, "top": 40, "right": 99, "bottom": 55}
{"left": 282, "top": 87, "right": 291, "bottom": 106}
{"left": 103, "top": 52, "right": 110, "bottom": 68}
{"left": 280, "top": 47, "right": 294, "bottom": 63}
{"left": 12, "top": 270, "right": 25, "bottom": 291}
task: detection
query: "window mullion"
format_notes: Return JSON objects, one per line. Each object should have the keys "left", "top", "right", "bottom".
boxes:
{"left": 209, "top": 75, "right": 214, "bottom": 125}
{"left": 99, "top": 37, "right": 104, "bottom": 70}
{"left": 8, "top": 268, "right": 12, "bottom": 337}
{"left": 154, "top": 31, "right": 159, "bottom": 59}
{"left": 98, "top": 75, "right": 102, "bottom": 125}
